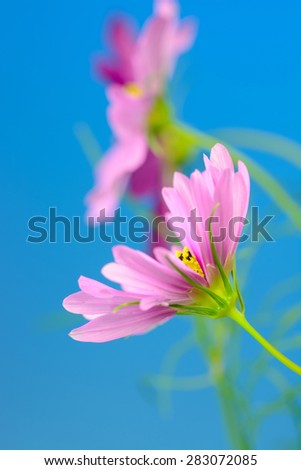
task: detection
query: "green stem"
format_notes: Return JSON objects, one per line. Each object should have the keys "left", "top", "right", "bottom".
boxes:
{"left": 215, "top": 374, "right": 250, "bottom": 450}
{"left": 73, "top": 122, "right": 102, "bottom": 166}
{"left": 195, "top": 318, "right": 252, "bottom": 449}
{"left": 148, "top": 373, "right": 211, "bottom": 391}
{"left": 228, "top": 310, "right": 301, "bottom": 375}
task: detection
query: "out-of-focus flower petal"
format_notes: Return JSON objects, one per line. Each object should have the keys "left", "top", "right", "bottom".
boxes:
{"left": 133, "top": 0, "right": 196, "bottom": 94}
{"left": 94, "top": 17, "right": 136, "bottom": 84}
{"left": 107, "top": 85, "right": 152, "bottom": 140}
{"left": 155, "top": 0, "right": 178, "bottom": 18}
{"left": 108, "top": 17, "right": 136, "bottom": 61}
{"left": 129, "top": 150, "right": 162, "bottom": 196}
{"left": 94, "top": 60, "right": 128, "bottom": 85}
{"left": 86, "top": 137, "right": 147, "bottom": 219}
{"left": 175, "top": 18, "right": 197, "bottom": 52}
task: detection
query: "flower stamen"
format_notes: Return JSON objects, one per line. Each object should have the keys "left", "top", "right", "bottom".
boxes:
{"left": 175, "top": 247, "right": 204, "bottom": 277}
{"left": 124, "top": 82, "right": 143, "bottom": 97}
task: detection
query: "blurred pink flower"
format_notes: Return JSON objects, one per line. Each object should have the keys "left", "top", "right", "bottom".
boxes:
{"left": 94, "top": 17, "right": 136, "bottom": 85}
{"left": 64, "top": 144, "right": 250, "bottom": 343}
{"left": 94, "top": 0, "right": 195, "bottom": 89}
{"left": 86, "top": 0, "right": 196, "bottom": 221}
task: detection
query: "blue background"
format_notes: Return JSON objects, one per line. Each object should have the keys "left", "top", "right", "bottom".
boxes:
{"left": 1, "top": 0, "right": 301, "bottom": 449}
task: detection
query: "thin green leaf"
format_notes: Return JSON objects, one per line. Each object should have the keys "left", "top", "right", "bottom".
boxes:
{"left": 73, "top": 122, "right": 102, "bottom": 167}
{"left": 144, "top": 373, "right": 212, "bottom": 391}
{"left": 214, "top": 128, "right": 301, "bottom": 171}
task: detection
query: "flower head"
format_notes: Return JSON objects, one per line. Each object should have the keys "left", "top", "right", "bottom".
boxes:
{"left": 94, "top": 0, "right": 195, "bottom": 90}
{"left": 64, "top": 144, "right": 250, "bottom": 342}
{"left": 86, "top": 0, "right": 196, "bottom": 221}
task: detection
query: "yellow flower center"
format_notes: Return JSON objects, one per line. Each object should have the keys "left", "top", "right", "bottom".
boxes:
{"left": 124, "top": 82, "right": 143, "bottom": 97}
{"left": 175, "top": 247, "right": 204, "bottom": 277}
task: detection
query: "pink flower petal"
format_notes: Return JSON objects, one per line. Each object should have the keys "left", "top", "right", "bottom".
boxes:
{"left": 107, "top": 85, "right": 152, "bottom": 140}
{"left": 163, "top": 170, "right": 215, "bottom": 277}
{"left": 175, "top": 18, "right": 197, "bottom": 52}
{"left": 133, "top": 1, "right": 196, "bottom": 94}
{"left": 238, "top": 160, "right": 250, "bottom": 215}
{"left": 86, "top": 137, "right": 147, "bottom": 220}
{"left": 210, "top": 143, "right": 234, "bottom": 171}
{"left": 102, "top": 245, "right": 192, "bottom": 304}
{"left": 94, "top": 17, "right": 136, "bottom": 84}
{"left": 155, "top": 0, "right": 178, "bottom": 18}
{"left": 63, "top": 276, "right": 139, "bottom": 316}
{"left": 212, "top": 169, "right": 234, "bottom": 264}
{"left": 163, "top": 144, "right": 250, "bottom": 279}
{"left": 129, "top": 150, "right": 163, "bottom": 196}
{"left": 108, "top": 17, "right": 136, "bottom": 63}
{"left": 69, "top": 307, "right": 174, "bottom": 343}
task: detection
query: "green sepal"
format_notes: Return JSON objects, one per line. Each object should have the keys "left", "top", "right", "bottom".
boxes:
{"left": 231, "top": 258, "right": 245, "bottom": 314}
{"left": 171, "top": 303, "right": 221, "bottom": 318}
{"left": 113, "top": 301, "right": 140, "bottom": 313}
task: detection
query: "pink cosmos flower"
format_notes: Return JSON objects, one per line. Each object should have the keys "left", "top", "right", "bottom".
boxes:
{"left": 94, "top": 0, "right": 195, "bottom": 89}
{"left": 86, "top": 0, "right": 196, "bottom": 221}
{"left": 64, "top": 144, "right": 250, "bottom": 342}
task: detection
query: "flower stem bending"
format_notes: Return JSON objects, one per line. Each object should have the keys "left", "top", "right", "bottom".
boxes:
{"left": 228, "top": 309, "right": 301, "bottom": 375}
